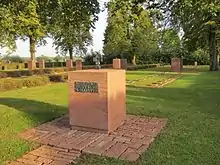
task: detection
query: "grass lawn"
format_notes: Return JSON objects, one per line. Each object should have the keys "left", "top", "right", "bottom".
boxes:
{"left": 1, "top": 67, "right": 220, "bottom": 165}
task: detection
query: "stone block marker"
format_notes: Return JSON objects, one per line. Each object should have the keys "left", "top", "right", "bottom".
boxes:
{"left": 120, "top": 59, "right": 128, "bottom": 70}
{"left": 39, "top": 59, "right": 45, "bottom": 69}
{"left": 68, "top": 69, "right": 126, "bottom": 134}
{"left": 171, "top": 58, "right": 183, "bottom": 72}
{"left": 194, "top": 61, "right": 198, "bottom": 68}
{"left": 113, "top": 59, "right": 121, "bottom": 69}
{"left": 75, "top": 60, "right": 83, "bottom": 70}
{"left": 66, "top": 59, "right": 73, "bottom": 70}
{"left": 28, "top": 60, "right": 36, "bottom": 70}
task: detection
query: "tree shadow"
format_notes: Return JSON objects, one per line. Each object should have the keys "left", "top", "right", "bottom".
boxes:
{"left": 0, "top": 98, "right": 67, "bottom": 125}
{"left": 126, "top": 71, "right": 220, "bottom": 119}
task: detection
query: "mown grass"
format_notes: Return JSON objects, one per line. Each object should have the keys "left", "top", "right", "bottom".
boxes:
{"left": 0, "top": 66, "right": 220, "bottom": 165}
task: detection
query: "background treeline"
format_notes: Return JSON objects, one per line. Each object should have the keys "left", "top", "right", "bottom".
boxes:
{"left": 0, "top": 0, "right": 219, "bottom": 69}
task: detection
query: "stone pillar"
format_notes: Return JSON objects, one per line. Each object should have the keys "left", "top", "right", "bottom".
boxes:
{"left": 66, "top": 59, "right": 73, "bottom": 70}
{"left": 1, "top": 65, "right": 7, "bottom": 70}
{"left": 171, "top": 58, "right": 182, "bottom": 72}
{"left": 28, "top": 60, "right": 36, "bottom": 70}
{"left": 68, "top": 69, "right": 126, "bottom": 134}
{"left": 120, "top": 59, "right": 128, "bottom": 70}
{"left": 113, "top": 59, "right": 121, "bottom": 69}
{"left": 194, "top": 61, "right": 198, "bottom": 68}
{"left": 39, "top": 59, "right": 45, "bottom": 69}
{"left": 75, "top": 60, "right": 82, "bottom": 70}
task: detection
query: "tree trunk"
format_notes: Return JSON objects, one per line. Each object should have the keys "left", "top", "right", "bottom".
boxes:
{"left": 29, "top": 36, "right": 36, "bottom": 69}
{"left": 29, "top": 36, "right": 36, "bottom": 61}
{"left": 69, "top": 48, "right": 73, "bottom": 60}
{"left": 132, "top": 55, "right": 136, "bottom": 65}
{"left": 209, "top": 29, "right": 218, "bottom": 71}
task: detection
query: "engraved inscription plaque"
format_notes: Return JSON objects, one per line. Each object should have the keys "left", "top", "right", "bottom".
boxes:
{"left": 74, "top": 82, "right": 98, "bottom": 93}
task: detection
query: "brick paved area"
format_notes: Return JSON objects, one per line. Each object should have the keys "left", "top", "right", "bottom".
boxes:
{"left": 8, "top": 115, "right": 167, "bottom": 164}
{"left": 7, "top": 145, "right": 80, "bottom": 165}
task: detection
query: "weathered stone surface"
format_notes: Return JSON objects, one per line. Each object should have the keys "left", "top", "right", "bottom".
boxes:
{"left": 171, "top": 58, "right": 183, "bottom": 72}
{"left": 75, "top": 60, "right": 82, "bottom": 70}
{"left": 68, "top": 69, "right": 126, "bottom": 134}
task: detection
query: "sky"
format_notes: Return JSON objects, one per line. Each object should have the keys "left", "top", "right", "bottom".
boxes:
{"left": 1, "top": 0, "right": 108, "bottom": 57}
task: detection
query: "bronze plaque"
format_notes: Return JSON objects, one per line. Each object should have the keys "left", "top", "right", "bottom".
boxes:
{"left": 74, "top": 82, "right": 98, "bottom": 93}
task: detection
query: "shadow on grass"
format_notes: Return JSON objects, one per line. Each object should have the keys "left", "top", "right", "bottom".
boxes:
{"left": 126, "top": 71, "right": 220, "bottom": 119}
{"left": 0, "top": 97, "right": 67, "bottom": 125}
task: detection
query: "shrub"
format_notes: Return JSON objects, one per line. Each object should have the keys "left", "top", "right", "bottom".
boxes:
{"left": 127, "top": 64, "right": 158, "bottom": 70}
{"left": 48, "top": 73, "right": 68, "bottom": 82}
{"left": 0, "top": 63, "right": 25, "bottom": 70}
{"left": 0, "top": 76, "right": 50, "bottom": 92}
{"left": 83, "top": 64, "right": 113, "bottom": 70}
{"left": 0, "top": 64, "right": 157, "bottom": 79}
{"left": 1, "top": 67, "right": 68, "bottom": 78}
{"left": 53, "top": 68, "right": 67, "bottom": 73}
{"left": 0, "top": 72, "right": 8, "bottom": 78}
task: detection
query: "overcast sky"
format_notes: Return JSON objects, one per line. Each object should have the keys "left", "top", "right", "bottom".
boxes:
{"left": 1, "top": 0, "right": 108, "bottom": 57}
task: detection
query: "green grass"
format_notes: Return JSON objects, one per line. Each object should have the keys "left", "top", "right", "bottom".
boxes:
{"left": 1, "top": 67, "right": 220, "bottom": 165}
{"left": 126, "top": 71, "right": 181, "bottom": 87}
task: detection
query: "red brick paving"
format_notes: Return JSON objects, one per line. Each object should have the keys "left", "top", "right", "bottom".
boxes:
{"left": 7, "top": 145, "right": 80, "bottom": 165}
{"left": 8, "top": 115, "right": 167, "bottom": 165}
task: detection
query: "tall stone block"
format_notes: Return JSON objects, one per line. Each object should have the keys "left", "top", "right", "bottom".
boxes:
{"left": 66, "top": 59, "right": 73, "bottom": 70}
{"left": 113, "top": 59, "right": 121, "bottom": 69}
{"left": 194, "top": 61, "right": 198, "bottom": 68}
{"left": 39, "top": 59, "right": 45, "bottom": 69}
{"left": 171, "top": 58, "right": 182, "bottom": 72}
{"left": 75, "top": 60, "right": 82, "bottom": 70}
{"left": 28, "top": 60, "right": 36, "bottom": 70}
{"left": 120, "top": 59, "right": 128, "bottom": 70}
{"left": 68, "top": 69, "right": 126, "bottom": 134}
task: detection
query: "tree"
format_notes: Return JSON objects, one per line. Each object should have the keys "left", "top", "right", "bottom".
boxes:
{"left": 36, "top": 55, "right": 52, "bottom": 62}
{"left": 0, "top": 0, "right": 52, "bottom": 65}
{"left": 0, "top": 54, "right": 24, "bottom": 63}
{"left": 131, "top": 10, "right": 159, "bottom": 64}
{"left": 103, "top": 0, "right": 132, "bottom": 61}
{"left": 103, "top": 0, "right": 159, "bottom": 64}
{"left": 52, "top": 25, "right": 93, "bottom": 60}
{"left": 159, "top": 28, "right": 181, "bottom": 62}
{"left": 158, "top": 0, "right": 220, "bottom": 71}
{"left": 51, "top": 0, "right": 99, "bottom": 60}
{"left": 0, "top": 0, "right": 100, "bottom": 67}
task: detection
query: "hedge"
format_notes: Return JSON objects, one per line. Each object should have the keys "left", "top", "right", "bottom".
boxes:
{"left": 0, "top": 64, "right": 158, "bottom": 79}
{"left": 0, "top": 68, "right": 69, "bottom": 78}
{"left": 127, "top": 64, "right": 158, "bottom": 70}
{"left": 0, "top": 76, "right": 50, "bottom": 91}
{"left": 0, "top": 64, "right": 159, "bottom": 91}
{"left": 0, "top": 63, "right": 25, "bottom": 70}
{"left": 48, "top": 73, "right": 68, "bottom": 82}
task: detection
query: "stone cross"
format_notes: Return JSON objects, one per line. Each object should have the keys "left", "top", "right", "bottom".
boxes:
{"left": 93, "top": 54, "right": 103, "bottom": 69}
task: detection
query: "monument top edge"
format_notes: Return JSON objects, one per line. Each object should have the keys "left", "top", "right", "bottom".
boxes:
{"left": 69, "top": 69, "right": 126, "bottom": 73}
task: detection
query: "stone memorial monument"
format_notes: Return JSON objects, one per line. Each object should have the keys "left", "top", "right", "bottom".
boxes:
{"left": 28, "top": 60, "right": 36, "bottom": 70}
{"left": 66, "top": 59, "right": 73, "bottom": 70}
{"left": 171, "top": 57, "right": 183, "bottom": 72}
{"left": 39, "top": 59, "right": 45, "bottom": 69}
{"left": 113, "top": 59, "right": 121, "bottom": 69}
{"left": 75, "top": 60, "right": 82, "bottom": 70}
{"left": 120, "top": 59, "right": 128, "bottom": 70}
{"left": 93, "top": 54, "right": 103, "bottom": 69}
{"left": 68, "top": 69, "right": 126, "bottom": 134}
{"left": 194, "top": 61, "right": 198, "bottom": 68}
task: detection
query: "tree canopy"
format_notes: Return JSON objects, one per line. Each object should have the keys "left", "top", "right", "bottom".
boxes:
{"left": 0, "top": 0, "right": 100, "bottom": 67}
{"left": 103, "top": 0, "right": 158, "bottom": 64}
{"left": 157, "top": 0, "right": 220, "bottom": 70}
